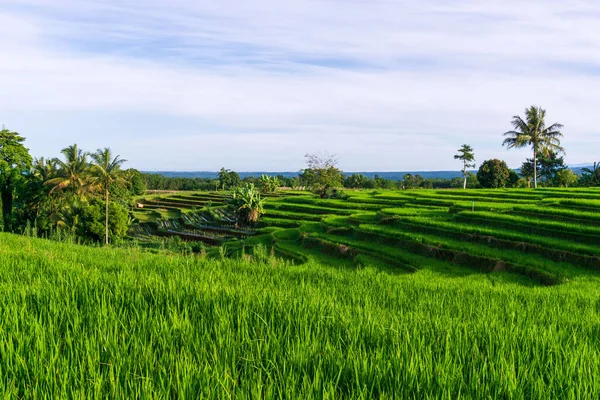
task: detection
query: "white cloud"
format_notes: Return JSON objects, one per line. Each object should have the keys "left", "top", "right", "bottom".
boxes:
{"left": 1, "top": 0, "right": 599, "bottom": 170}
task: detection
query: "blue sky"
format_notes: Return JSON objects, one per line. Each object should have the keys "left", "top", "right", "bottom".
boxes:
{"left": 1, "top": 0, "right": 600, "bottom": 171}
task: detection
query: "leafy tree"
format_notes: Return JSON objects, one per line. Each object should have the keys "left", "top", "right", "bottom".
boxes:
{"left": 300, "top": 152, "right": 344, "bottom": 198}
{"left": 125, "top": 169, "right": 146, "bottom": 196}
{"left": 507, "top": 170, "right": 521, "bottom": 188}
{"left": 454, "top": 144, "right": 476, "bottom": 189}
{"left": 502, "top": 106, "right": 564, "bottom": 188}
{"left": 580, "top": 162, "right": 600, "bottom": 186}
{"left": 90, "top": 148, "right": 128, "bottom": 245}
{"left": 0, "top": 127, "right": 32, "bottom": 231}
{"left": 402, "top": 174, "right": 424, "bottom": 190}
{"left": 555, "top": 169, "right": 579, "bottom": 188}
{"left": 344, "top": 174, "right": 367, "bottom": 189}
{"left": 537, "top": 151, "right": 567, "bottom": 185}
{"left": 228, "top": 183, "right": 265, "bottom": 226}
{"left": 520, "top": 160, "right": 535, "bottom": 188}
{"left": 218, "top": 168, "right": 241, "bottom": 190}
{"left": 477, "top": 159, "right": 510, "bottom": 188}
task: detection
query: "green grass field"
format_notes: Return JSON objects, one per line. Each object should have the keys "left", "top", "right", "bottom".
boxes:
{"left": 1, "top": 233, "right": 600, "bottom": 398}
{"left": 5, "top": 187, "right": 600, "bottom": 397}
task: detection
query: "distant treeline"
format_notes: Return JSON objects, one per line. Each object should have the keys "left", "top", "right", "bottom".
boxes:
{"left": 141, "top": 171, "right": 478, "bottom": 191}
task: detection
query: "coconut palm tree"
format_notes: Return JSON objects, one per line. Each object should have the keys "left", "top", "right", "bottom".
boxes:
{"left": 90, "top": 148, "right": 127, "bottom": 245}
{"left": 47, "top": 144, "right": 92, "bottom": 195}
{"left": 502, "top": 106, "right": 564, "bottom": 188}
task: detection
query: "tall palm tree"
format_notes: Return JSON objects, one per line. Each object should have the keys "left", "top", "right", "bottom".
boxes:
{"left": 47, "top": 144, "right": 92, "bottom": 195}
{"left": 27, "top": 157, "right": 58, "bottom": 222}
{"left": 90, "top": 148, "right": 127, "bottom": 245}
{"left": 502, "top": 106, "right": 564, "bottom": 188}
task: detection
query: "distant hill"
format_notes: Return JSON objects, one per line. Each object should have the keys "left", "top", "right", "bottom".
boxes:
{"left": 146, "top": 166, "right": 595, "bottom": 180}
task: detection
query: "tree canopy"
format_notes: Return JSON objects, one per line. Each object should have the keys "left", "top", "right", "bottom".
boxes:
{"left": 0, "top": 127, "right": 32, "bottom": 231}
{"left": 477, "top": 159, "right": 511, "bottom": 188}
{"left": 300, "top": 152, "right": 344, "bottom": 198}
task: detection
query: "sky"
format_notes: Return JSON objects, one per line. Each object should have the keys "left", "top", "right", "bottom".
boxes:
{"left": 1, "top": 0, "right": 600, "bottom": 172}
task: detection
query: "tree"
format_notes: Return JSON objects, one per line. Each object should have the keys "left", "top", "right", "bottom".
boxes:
{"left": 47, "top": 144, "right": 92, "bottom": 196}
{"left": 228, "top": 183, "right": 265, "bottom": 226}
{"left": 90, "top": 148, "right": 127, "bottom": 245}
{"left": 520, "top": 160, "right": 535, "bottom": 188}
{"left": 502, "top": 106, "right": 564, "bottom": 188}
{"left": 344, "top": 174, "right": 366, "bottom": 189}
{"left": 537, "top": 151, "right": 567, "bottom": 185}
{"left": 477, "top": 159, "right": 511, "bottom": 188}
{"left": 218, "top": 168, "right": 241, "bottom": 190}
{"left": 300, "top": 152, "right": 344, "bottom": 198}
{"left": 0, "top": 127, "right": 32, "bottom": 231}
{"left": 580, "top": 162, "right": 600, "bottom": 186}
{"left": 555, "top": 169, "right": 579, "bottom": 188}
{"left": 454, "top": 144, "right": 476, "bottom": 189}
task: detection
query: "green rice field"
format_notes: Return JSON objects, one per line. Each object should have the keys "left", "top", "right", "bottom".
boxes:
{"left": 3, "top": 187, "right": 600, "bottom": 397}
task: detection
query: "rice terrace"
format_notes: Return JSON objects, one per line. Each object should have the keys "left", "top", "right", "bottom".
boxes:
{"left": 4, "top": 0, "right": 600, "bottom": 398}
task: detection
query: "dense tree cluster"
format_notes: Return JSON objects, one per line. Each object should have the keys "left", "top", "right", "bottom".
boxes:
{"left": 0, "top": 127, "right": 140, "bottom": 244}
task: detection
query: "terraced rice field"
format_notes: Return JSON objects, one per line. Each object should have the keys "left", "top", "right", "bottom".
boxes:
{"left": 226, "top": 187, "right": 600, "bottom": 287}
{"left": 4, "top": 188, "right": 600, "bottom": 396}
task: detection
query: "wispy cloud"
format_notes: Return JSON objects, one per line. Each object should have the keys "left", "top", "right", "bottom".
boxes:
{"left": 1, "top": 0, "right": 599, "bottom": 170}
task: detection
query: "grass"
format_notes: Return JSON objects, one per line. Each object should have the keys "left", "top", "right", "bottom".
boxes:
{"left": 2, "top": 233, "right": 600, "bottom": 397}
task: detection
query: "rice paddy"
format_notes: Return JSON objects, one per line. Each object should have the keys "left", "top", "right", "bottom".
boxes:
{"left": 3, "top": 187, "right": 600, "bottom": 397}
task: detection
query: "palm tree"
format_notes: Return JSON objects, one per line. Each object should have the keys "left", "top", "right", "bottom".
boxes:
{"left": 581, "top": 162, "right": 600, "bottom": 186}
{"left": 502, "top": 106, "right": 564, "bottom": 188}
{"left": 90, "top": 148, "right": 127, "bottom": 245}
{"left": 47, "top": 144, "right": 92, "bottom": 195}
{"left": 27, "top": 157, "right": 58, "bottom": 222}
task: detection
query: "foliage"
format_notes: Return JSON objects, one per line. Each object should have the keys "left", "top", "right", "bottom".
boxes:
{"left": 90, "top": 148, "right": 128, "bottom": 245}
{"left": 258, "top": 174, "right": 280, "bottom": 193}
{"left": 46, "top": 144, "right": 92, "bottom": 196}
{"left": 0, "top": 127, "right": 33, "bottom": 231}
{"left": 502, "top": 105, "right": 564, "bottom": 188}
{"left": 555, "top": 169, "right": 579, "bottom": 188}
{"left": 344, "top": 174, "right": 367, "bottom": 189}
{"left": 300, "top": 152, "right": 344, "bottom": 197}
{"left": 476, "top": 159, "right": 511, "bottom": 188}
{"left": 2, "top": 232, "right": 600, "bottom": 397}
{"left": 453, "top": 144, "right": 476, "bottom": 189}
{"left": 218, "top": 168, "right": 241, "bottom": 190}
{"left": 580, "top": 162, "right": 600, "bottom": 186}
{"left": 142, "top": 173, "right": 218, "bottom": 191}
{"left": 228, "top": 183, "right": 265, "bottom": 225}
{"left": 125, "top": 169, "right": 146, "bottom": 195}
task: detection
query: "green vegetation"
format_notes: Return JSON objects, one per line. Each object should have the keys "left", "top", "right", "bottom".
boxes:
{"left": 3, "top": 117, "right": 600, "bottom": 396}
{"left": 502, "top": 105, "right": 564, "bottom": 188}
{"left": 453, "top": 144, "right": 475, "bottom": 189}
{"left": 1, "top": 229, "right": 600, "bottom": 397}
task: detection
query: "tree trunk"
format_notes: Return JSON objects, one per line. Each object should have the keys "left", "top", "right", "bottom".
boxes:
{"left": 463, "top": 162, "right": 467, "bottom": 189}
{"left": 463, "top": 174, "right": 467, "bottom": 189}
{"left": 533, "top": 150, "right": 537, "bottom": 189}
{"left": 105, "top": 187, "right": 109, "bottom": 245}
{"left": 1, "top": 187, "right": 13, "bottom": 232}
